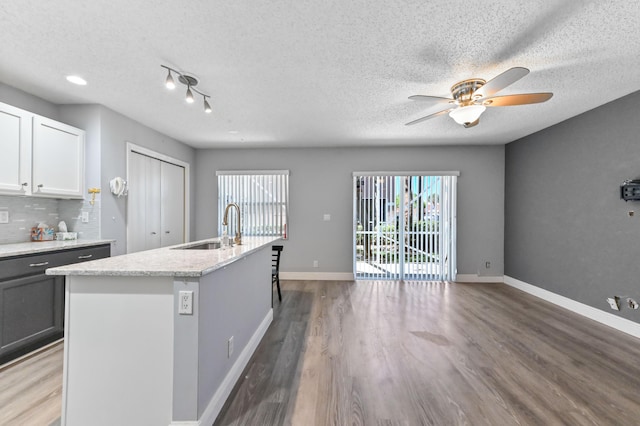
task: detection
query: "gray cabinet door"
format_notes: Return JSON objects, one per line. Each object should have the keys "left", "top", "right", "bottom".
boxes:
{"left": 0, "top": 274, "right": 64, "bottom": 364}
{"left": 0, "top": 243, "right": 110, "bottom": 364}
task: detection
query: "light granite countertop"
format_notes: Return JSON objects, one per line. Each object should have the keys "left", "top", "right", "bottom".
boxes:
{"left": 46, "top": 236, "right": 281, "bottom": 278}
{"left": 0, "top": 239, "right": 114, "bottom": 259}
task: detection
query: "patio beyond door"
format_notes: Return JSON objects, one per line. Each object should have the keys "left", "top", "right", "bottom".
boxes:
{"left": 353, "top": 173, "right": 457, "bottom": 280}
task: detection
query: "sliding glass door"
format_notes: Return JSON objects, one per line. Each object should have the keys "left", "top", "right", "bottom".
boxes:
{"left": 353, "top": 173, "right": 457, "bottom": 281}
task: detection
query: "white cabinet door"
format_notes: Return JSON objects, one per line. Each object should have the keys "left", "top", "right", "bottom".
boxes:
{"left": 32, "top": 116, "right": 85, "bottom": 198}
{"left": 160, "top": 161, "right": 185, "bottom": 247}
{"left": 128, "top": 153, "right": 162, "bottom": 252}
{"left": 0, "top": 103, "right": 31, "bottom": 194}
{"left": 127, "top": 152, "right": 185, "bottom": 253}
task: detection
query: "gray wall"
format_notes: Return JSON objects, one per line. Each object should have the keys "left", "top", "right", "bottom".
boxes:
{"left": 96, "top": 106, "right": 196, "bottom": 255}
{"left": 0, "top": 82, "right": 60, "bottom": 120}
{"left": 1, "top": 84, "right": 196, "bottom": 255}
{"left": 195, "top": 146, "right": 505, "bottom": 276}
{"left": 505, "top": 90, "right": 640, "bottom": 322}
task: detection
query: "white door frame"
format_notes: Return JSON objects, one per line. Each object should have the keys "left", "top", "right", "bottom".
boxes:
{"left": 126, "top": 142, "right": 190, "bottom": 253}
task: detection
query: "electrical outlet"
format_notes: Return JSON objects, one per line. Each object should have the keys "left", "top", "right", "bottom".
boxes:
{"left": 178, "top": 291, "right": 193, "bottom": 315}
{"left": 628, "top": 298, "right": 639, "bottom": 310}
{"left": 485, "top": 261, "right": 491, "bottom": 269}
{"left": 0, "top": 211, "right": 8, "bottom": 224}
{"left": 323, "top": 214, "right": 331, "bottom": 221}
{"left": 81, "top": 211, "right": 89, "bottom": 223}
{"left": 313, "top": 260, "right": 319, "bottom": 268}
{"left": 607, "top": 297, "right": 621, "bottom": 311}
{"left": 228, "top": 336, "right": 234, "bottom": 358}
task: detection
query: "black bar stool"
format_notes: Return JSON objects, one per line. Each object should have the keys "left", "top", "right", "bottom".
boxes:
{"left": 272, "top": 245, "right": 283, "bottom": 304}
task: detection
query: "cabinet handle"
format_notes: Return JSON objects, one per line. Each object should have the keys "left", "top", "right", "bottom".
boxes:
{"left": 77, "top": 254, "right": 93, "bottom": 259}
{"left": 21, "top": 182, "right": 28, "bottom": 187}
{"left": 151, "top": 232, "right": 157, "bottom": 235}
{"left": 165, "top": 231, "right": 170, "bottom": 234}
{"left": 36, "top": 184, "right": 43, "bottom": 192}
{"left": 29, "top": 261, "right": 49, "bottom": 267}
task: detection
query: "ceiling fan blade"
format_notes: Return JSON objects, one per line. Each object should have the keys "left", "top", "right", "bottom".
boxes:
{"left": 408, "top": 95, "right": 454, "bottom": 104}
{"left": 473, "top": 67, "right": 530, "bottom": 99}
{"left": 405, "top": 108, "right": 453, "bottom": 126}
{"left": 482, "top": 92, "right": 553, "bottom": 107}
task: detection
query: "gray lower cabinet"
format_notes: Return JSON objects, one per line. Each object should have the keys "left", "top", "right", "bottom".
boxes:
{"left": 0, "top": 244, "right": 110, "bottom": 364}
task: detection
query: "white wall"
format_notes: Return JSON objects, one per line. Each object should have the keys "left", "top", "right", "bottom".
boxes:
{"left": 194, "top": 146, "right": 505, "bottom": 276}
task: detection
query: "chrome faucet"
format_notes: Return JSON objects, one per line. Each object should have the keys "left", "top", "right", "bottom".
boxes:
{"left": 222, "top": 203, "right": 242, "bottom": 245}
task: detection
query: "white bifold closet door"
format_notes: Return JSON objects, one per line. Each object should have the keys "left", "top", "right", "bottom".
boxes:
{"left": 128, "top": 152, "right": 185, "bottom": 253}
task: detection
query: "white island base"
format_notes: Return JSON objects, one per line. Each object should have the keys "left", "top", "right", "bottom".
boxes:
{"left": 51, "top": 238, "right": 277, "bottom": 426}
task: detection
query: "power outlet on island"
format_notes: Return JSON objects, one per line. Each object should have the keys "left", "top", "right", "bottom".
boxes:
{"left": 606, "top": 297, "right": 620, "bottom": 311}
{"left": 179, "top": 291, "right": 193, "bottom": 315}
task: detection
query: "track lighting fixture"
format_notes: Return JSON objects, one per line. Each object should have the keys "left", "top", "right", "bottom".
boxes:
{"left": 161, "top": 65, "right": 211, "bottom": 114}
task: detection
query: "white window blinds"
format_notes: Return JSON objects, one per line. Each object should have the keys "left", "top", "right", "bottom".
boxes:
{"left": 217, "top": 170, "right": 289, "bottom": 238}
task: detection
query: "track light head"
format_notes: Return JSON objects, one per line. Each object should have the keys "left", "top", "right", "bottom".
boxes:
{"left": 185, "top": 86, "right": 194, "bottom": 104}
{"left": 165, "top": 70, "right": 175, "bottom": 90}
{"left": 204, "top": 97, "right": 212, "bottom": 113}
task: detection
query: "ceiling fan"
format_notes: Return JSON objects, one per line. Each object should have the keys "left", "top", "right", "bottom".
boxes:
{"left": 405, "top": 67, "right": 553, "bottom": 128}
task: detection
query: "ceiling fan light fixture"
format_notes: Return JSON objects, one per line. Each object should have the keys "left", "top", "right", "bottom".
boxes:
{"left": 449, "top": 105, "right": 486, "bottom": 126}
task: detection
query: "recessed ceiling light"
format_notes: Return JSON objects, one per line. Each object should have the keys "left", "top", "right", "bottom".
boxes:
{"left": 228, "top": 130, "right": 239, "bottom": 134}
{"left": 66, "top": 75, "right": 87, "bottom": 86}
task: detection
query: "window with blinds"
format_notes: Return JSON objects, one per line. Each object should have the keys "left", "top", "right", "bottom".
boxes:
{"left": 217, "top": 170, "right": 289, "bottom": 238}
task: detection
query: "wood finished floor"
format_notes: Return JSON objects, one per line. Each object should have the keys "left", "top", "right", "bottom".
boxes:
{"left": 0, "top": 341, "right": 63, "bottom": 426}
{"left": 2, "top": 282, "right": 640, "bottom": 425}
{"left": 215, "top": 280, "right": 640, "bottom": 426}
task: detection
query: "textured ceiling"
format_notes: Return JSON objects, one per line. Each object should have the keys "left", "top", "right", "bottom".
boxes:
{"left": 1, "top": 1, "right": 639, "bottom": 148}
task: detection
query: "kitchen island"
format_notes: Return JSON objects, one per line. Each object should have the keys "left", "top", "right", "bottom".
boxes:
{"left": 47, "top": 236, "right": 280, "bottom": 426}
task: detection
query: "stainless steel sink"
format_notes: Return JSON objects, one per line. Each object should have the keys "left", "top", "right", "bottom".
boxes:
{"left": 176, "top": 241, "right": 222, "bottom": 250}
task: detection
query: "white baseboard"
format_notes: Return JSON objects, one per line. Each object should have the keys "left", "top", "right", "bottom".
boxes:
{"left": 456, "top": 274, "right": 503, "bottom": 283}
{"left": 175, "top": 309, "right": 274, "bottom": 426}
{"left": 503, "top": 275, "right": 640, "bottom": 340}
{"left": 280, "top": 272, "right": 355, "bottom": 281}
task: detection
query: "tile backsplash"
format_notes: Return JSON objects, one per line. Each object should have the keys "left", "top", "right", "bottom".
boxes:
{"left": 0, "top": 195, "right": 100, "bottom": 244}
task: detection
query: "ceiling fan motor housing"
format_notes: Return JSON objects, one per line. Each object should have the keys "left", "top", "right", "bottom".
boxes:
{"left": 451, "top": 79, "right": 486, "bottom": 105}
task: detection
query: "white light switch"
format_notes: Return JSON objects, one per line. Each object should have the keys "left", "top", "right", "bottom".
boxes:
{"left": 323, "top": 214, "right": 331, "bottom": 221}
{"left": 179, "top": 291, "right": 193, "bottom": 315}
{"left": 0, "top": 211, "right": 8, "bottom": 224}
{"left": 81, "top": 211, "right": 89, "bottom": 223}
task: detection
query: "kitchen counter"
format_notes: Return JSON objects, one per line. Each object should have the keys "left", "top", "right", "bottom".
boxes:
{"left": 46, "top": 236, "right": 279, "bottom": 277}
{"left": 0, "top": 239, "right": 114, "bottom": 259}
{"left": 50, "top": 235, "right": 279, "bottom": 426}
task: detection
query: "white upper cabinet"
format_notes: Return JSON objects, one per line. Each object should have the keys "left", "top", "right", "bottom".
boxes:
{"left": 0, "top": 102, "right": 85, "bottom": 199}
{"left": 0, "top": 103, "right": 31, "bottom": 195}
{"left": 32, "top": 116, "right": 85, "bottom": 198}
